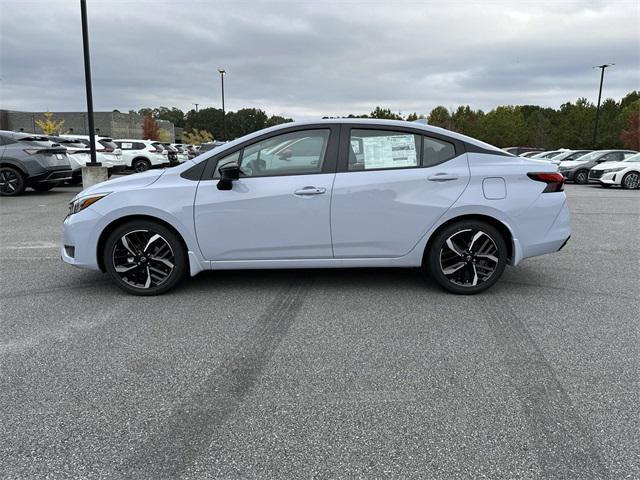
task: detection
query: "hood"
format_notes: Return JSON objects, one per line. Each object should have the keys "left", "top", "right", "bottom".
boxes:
{"left": 559, "top": 160, "right": 589, "bottom": 168}
{"left": 73, "top": 169, "right": 165, "bottom": 200}
{"left": 591, "top": 161, "right": 628, "bottom": 170}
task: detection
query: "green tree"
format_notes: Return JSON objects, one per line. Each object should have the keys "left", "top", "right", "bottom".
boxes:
{"left": 155, "top": 107, "right": 185, "bottom": 128}
{"left": 369, "top": 107, "right": 402, "bottom": 120}
{"left": 450, "top": 106, "right": 483, "bottom": 137}
{"left": 480, "top": 106, "right": 528, "bottom": 147}
{"left": 427, "top": 106, "right": 452, "bottom": 129}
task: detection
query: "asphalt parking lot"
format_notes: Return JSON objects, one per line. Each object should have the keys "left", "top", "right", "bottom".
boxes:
{"left": 1, "top": 183, "right": 638, "bottom": 479}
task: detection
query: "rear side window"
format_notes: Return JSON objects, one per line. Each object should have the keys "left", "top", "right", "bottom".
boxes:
{"left": 349, "top": 129, "right": 419, "bottom": 171}
{"left": 98, "top": 139, "right": 118, "bottom": 150}
{"left": 422, "top": 137, "right": 456, "bottom": 167}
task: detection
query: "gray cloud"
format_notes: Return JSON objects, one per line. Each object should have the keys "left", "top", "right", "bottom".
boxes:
{"left": 1, "top": 0, "right": 638, "bottom": 120}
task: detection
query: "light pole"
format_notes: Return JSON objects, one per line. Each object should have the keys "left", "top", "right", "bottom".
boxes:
{"left": 592, "top": 63, "right": 614, "bottom": 147}
{"left": 218, "top": 68, "right": 226, "bottom": 140}
{"left": 80, "top": 0, "right": 99, "bottom": 166}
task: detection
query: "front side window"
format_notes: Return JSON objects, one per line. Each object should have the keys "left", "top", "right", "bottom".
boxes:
{"left": 423, "top": 137, "right": 456, "bottom": 167}
{"left": 348, "top": 129, "right": 419, "bottom": 171}
{"left": 239, "top": 129, "right": 329, "bottom": 177}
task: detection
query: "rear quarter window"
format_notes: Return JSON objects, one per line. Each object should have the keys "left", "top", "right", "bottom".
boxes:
{"left": 422, "top": 137, "right": 457, "bottom": 167}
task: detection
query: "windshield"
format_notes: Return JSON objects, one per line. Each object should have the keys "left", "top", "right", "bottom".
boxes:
{"left": 573, "top": 151, "right": 603, "bottom": 162}
{"left": 623, "top": 153, "right": 640, "bottom": 162}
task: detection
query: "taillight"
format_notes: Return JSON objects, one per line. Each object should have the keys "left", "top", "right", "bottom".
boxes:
{"left": 527, "top": 172, "right": 565, "bottom": 192}
{"left": 101, "top": 147, "right": 114, "bottom": 152}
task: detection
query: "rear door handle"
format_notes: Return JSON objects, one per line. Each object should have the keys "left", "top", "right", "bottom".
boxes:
{"left": 294, "top": 186, "right": 326, "bottom": 196}
{"left": 428, "top": 173, "right": 459, "bottom": 182}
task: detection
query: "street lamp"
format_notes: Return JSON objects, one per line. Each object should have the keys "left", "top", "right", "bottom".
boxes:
{"left": 592, "top": 63, "right": 614, "bottom": 147}
{"left": 80, "top": 0, "right": 99, "bottom": 166}
{"left": 218, "top": 68, "right": 226, "bottom": 140}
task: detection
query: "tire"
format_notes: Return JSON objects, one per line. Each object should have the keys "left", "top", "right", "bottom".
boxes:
{"left": 31, "top": 184, "right": 54, "bottom": 192}
{"left": 425, "top": 220, "right": 507, "bottom": 295}
{"left": 574, "top": 169, "right": 589, "bottom": 184}
{"left": 103, "top": 220, "right": 187, "bottom": 295}
{"left": 132, "top": 158, "right": 151, "bottom": 173}
{"left": 621, "top": 171, "right": 640, "bottom": 190}
{"left": 0, "top": 166, "right": 26, "bottom": 196}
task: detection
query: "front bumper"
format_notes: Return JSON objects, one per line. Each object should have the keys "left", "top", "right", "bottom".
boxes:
{"left": 559, "top": 169, "right": 575, "bottom": 181}
{"left": 61, "top": 207, "right": 103, "bottom": 271}
{"left": 589, "top": 170, "right": 620, "bottom": 185}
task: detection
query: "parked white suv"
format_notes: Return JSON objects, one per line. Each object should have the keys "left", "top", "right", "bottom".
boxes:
{"left": 61, "top": 135, "right": 126, "bottom": 172}
{"left": 114, "top": 139, "right": 168, "bottom": 172}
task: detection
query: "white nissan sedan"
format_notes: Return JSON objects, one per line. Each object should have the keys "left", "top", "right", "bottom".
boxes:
{"left": 62, "top": 119, "right": 571, "bottom": 295}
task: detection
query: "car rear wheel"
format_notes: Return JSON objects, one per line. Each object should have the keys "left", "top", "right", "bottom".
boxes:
{"left": 426, "top": 220, "right": 507, "bottom": 294}
{"left": 0, "top": 166, "right": 26, "bottom": 196}
{"left": 132, "top": 158, "right": 151, "bottom": 173}
{"left": 103, "top": 220, "right": 187, "bottom": 295}
{"left": 621, "top": 171, "right": 640, "bottom": 189}
{"left": 574, "top": 170, "right": 589, "bottom": 184}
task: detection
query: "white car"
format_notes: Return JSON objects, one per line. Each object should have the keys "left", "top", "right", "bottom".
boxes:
{"left": 61, "top": 135, "right": 126, "bottom": 172}
{"left": 114, "top": 139, "right": 168, "bottom": 172}
{"left": 170, "top": 144, "right": 189, "bottom": 163}
{"left": 48, "top": 136, "right": 91, "bottom": 184}
{"left": 588, "top": 153, "right": 640, "bottom": 189}
{"left": 62, "top": 119, "right": 571, "bottom": 296}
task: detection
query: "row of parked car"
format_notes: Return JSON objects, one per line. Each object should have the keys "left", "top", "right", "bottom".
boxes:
{"left": 0, "top": 130, "right": 206, "bottom": 196}
{"left": 506, "top": 147, "right": 639, "bottom": 189}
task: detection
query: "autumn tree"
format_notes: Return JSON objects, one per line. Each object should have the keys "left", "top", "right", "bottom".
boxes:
{"left": 142, "top": 115, "right": 161, "bottom": 140}
{"left": 620, "top": 102, "right": 640, "bottom": 150}
{"left": 35, "top": 111, "right": 65, "bottom": 134}
{"left": 183, "top": 129, "right": 214, "bottom": 144}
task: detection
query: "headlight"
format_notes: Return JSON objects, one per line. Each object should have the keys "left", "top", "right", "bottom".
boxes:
{"left": 68, "top": 193, "right": 109, "bottom": 216}
{"left": 602, "top": 167, "right": 624, "bottom": 174}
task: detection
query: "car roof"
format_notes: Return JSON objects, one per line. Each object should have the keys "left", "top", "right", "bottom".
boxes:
{"left": 0, "top": 130, "right": 50, "bottom": 141}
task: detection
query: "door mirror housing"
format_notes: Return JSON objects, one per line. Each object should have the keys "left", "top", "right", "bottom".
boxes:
{"left": 217, "top": 162, "right": 241, "bottom": 190}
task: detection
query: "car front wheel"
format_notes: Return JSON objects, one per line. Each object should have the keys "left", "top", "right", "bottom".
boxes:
{"left": 621, "top": 171, "right": 640, "bottom": 189}
{"left": 103, "top": 220, "right": 187, "bottom": 295}
{"left": 426, "top": 220, "right": 507, "bottom": 294}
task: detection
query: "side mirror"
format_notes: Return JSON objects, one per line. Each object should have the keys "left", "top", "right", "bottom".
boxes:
{"left": 217, "top": 162, "right": 241, "bottom": 191}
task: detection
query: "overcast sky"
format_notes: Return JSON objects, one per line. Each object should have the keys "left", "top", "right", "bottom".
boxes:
{"left": 1, "top": 0, "right": 638, "bottom": 120}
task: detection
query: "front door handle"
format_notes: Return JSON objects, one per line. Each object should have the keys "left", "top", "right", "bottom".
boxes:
{"left": 294, "top": 186, "right": 326, "bottom": 196}
{"left": 428, "top": 173, "right": 459, "bottom": 182}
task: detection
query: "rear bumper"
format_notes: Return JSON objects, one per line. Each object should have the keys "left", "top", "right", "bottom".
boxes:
{"left": 28, "top": 168, "right": 73, "bottom": 185}
{"left": 520, "top": 195, "right": 572, "bottom": 260}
